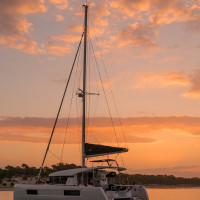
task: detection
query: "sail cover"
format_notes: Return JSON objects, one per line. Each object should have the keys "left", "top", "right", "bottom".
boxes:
{"left": 85, "top": 143, "right": 128, "bottom": 158}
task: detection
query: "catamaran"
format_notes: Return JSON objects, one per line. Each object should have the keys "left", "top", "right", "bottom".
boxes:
{"left": 14, "top": 3, "right": 149, "bottom": 200}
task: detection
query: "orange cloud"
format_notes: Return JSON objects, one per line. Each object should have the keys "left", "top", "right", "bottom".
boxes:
{"left": 110, "top": 0, "right": 200, "bottom": 50}
{"left": 185, "top": 3, "right": 200, "bottom": 30}
{"left": 47, "top": 41, "right": 71, "bottom": 56}
{"left": 183, "top": 71, "right": 200, "bottom": 98}
{"left": 135, "top": 72, "right": 189, "bottom": 88}
{"left": 95, "top": 78, "right": 118, "bottom": 89}
{"left": 70, "top": 2, "right": 110, "bottom": 41}
{"left": 49, "top": 0, "right": 68, "bottom": 10}
{"left": 91, "top": 2, "right": 110, "bottom": 27}
{"left": 110, "top": 0, "right": 199, "bottom": 25}
{"left": 2, "top": 116, "right": 200, "bottom": 145}
{"left": 48, "top": 33, "right": 82, "bottom": 55}
{"left": 110, "top": 0, "right": 149, "bottom": 18}
{"left": 50, "top": 34, "right": 81, "bottom": 43}
{"left": 64, "top": 2, "right": 111, "bottom": 57}
{"left": 133, "top": 71, "right": 200, "bottom": 98}
{"left": 50, "top": 3, "right": 110, "bottom": 56}
{"left": 121, "top": 116, "right": 200, "bottom": 136}
{"left": 56, "top": 14, "right": 64, "bottom": 21}
{"left": 0, "top": 117, "right": 158, "bottom": 144}
{"left": 0, "top": 0, "right": 47, "bottom": 54}
{"left": 68, "top": 24, "right": 83, "bottom": 33}
{"left": 0, "top": 0, "right": 47, "bottom": 15}
{"left": 118, "top": 22, "right": 159, "bottom": 49}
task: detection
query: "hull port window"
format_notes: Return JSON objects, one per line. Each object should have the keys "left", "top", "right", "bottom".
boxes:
{"left": 64, "top": 190, "right": 80, "bottom": 196}
{"left": 27, "top": 190, "right": 38, "bottom": 195}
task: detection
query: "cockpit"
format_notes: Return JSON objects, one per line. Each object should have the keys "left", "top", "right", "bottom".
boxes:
{"left": 47, "top": 159, "right": 127, "bottom": 193}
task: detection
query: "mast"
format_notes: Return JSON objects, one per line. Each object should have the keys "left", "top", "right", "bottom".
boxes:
{"left": 82, "top": 4, "right": 88, "bottom": 168}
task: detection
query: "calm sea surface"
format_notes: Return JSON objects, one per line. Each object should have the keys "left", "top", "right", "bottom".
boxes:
{"left": 0, "top": 188, "right": 200, "bottom": 200}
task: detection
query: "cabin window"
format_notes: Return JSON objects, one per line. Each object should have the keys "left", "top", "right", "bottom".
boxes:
{"left": 27, "top": 190, "right": 38, "bottom": 195}
{"left": 50, "top": 176, "right": 72, "bottom": 184}
{"left": 77, "top": 173, "right": 88, "bottom": 185}
{"left": 64, "top": 190, "right": 80, "bottom": 196}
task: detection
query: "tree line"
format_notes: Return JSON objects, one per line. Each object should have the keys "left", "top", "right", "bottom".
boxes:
{"left": 0, "top": 163, "right": 80, "bottom": 183}
{"left": 119, "top": 173, "right": 200, "bottom": 186}
{"left": 1, "top": 163, "right": 200, "bottom": 186}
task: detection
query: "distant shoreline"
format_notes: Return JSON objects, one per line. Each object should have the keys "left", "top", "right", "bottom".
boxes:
{"left": 0, "top": 188, "right": 13, "bottom": 191}
{"left": 1, "top": 163, "right": 200, "bottom": 189}
{"left": 1, "top": 185, "right": 200, "bottom": 191}
{"left": 146, "top": 185, "right": 200, "bottom": 189}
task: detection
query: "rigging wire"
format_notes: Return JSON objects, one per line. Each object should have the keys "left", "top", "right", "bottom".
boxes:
{"left": 49, "top": 150, "right": 66, "bottom": 163}
{"left": 89, "top": 13, "right": 128, "bottom": 171}
{"left": 90, "top": 14, "right": 129, "bottom": 149}
{"left": 86, "top": 10, "right": 99, "bottom": 145}
{"left": 60, "top": 40, "right": 82, "bottom": 161}
{"left": 109, "top": 154, "right": 119, "bottom": 166}
{"left": 75, "top": 40, "right": 83, "bottom": 153}
{"left": 37, "top": 33, "right": 84, "bottom": 182}
{"left": 89, "top": 38, "right": 120, "bottom": 147}
{"left": 88, "top": 38, "right": 99, "bottom": 144}
{"left": 87, "top": 35, "right": 101, "bottom": 144}
{"left": 86, "top": 36, "right": 101, "bottom": 144}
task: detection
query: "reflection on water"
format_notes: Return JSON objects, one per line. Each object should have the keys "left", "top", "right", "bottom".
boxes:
{"left": 0, "top": 191, "right": 13, "bottom": 200}
{"left": 0, "top": 188, "right": 200, "bottom": 200}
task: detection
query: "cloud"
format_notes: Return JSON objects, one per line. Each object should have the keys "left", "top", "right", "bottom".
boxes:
{"left": 68, "top": 25, "right": 83, "bottom": 33}
{"left": 185, "top": 4, "right": 200, "bottom": 31}
{"left": 56, "top": 14, "right": 64, "bottom": 21}
{"left": 91, "top": 2, "right": 110, "bottom": 27}
{"left": 118, "top": 22, "right": 159, "bottom": 49}
{"left": 96, "top": 78, "right": 118, "bottom": 89}
{"left": 110, "top": 0, "right": 200, "bottom": 50}
{"left": 49, "top": 0, "right": 68, "bottom": 10}
{"left": 70, "top": 2, "right": 111, "bottom": 40}
{"left": 47, "top": 33, "right": 81, "bottom": 55}
{"left": 61, "top": 2, "right": 112, "bottom": 56}
{"left": 184, "top": 70, "right": 200, "bottom": 97}
{"left": 133, "top": 70, "right": 200, "bottom": 98}
{"left": 0, "top": 0, "right": 47, "bottom": 54}
{"left": 0, "top": 0, "right": 47, "bottom": 15}
{"left": 47, "top": 41, "right": 71, "bottom": 56}
{"left": 110, "top": 0, "right": 199, "bottom": 25}
{"left": 116, "top": 116, "right": 200, "bottom": 137}
{"left": 0, "top": 116, "right": 158, "bottom": 144}
{"left": 134, "top": 72, "right": 189, "bottom": 88}
{"left": 50, "top": 34, "right": 81, "bottom": 43}
{"left": 91, "top": 36, "right": 117, "bottom": 56}
{"left": 2, "top": 116, "right": 200, "bottom": 145}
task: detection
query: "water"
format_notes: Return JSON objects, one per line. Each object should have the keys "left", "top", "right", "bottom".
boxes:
{"left": 147, "top": 188, "right": 200, "bottom": 200}
{"left": 0, "top": 191, "right": 13, "bottom": 200}
{"left": 1, "top": 188, "right": 200, "bottom": 200}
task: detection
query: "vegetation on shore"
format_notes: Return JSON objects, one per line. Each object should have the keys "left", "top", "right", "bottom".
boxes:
{"left": 0, "top": 163, "right": 200, "bottom": 187}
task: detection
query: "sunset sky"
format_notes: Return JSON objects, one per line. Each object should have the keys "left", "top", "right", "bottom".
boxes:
{"left": 1, "top": 0, "right": 200, "bottom": 178}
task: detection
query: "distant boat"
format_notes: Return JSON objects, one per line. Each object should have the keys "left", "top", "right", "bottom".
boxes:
{"left": 14, "top": 3, "right": 149, "bottom": 200}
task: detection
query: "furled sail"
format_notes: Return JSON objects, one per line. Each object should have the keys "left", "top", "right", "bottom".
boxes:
{"left": 85, "top": 143, "right": 128, "bottom": 158}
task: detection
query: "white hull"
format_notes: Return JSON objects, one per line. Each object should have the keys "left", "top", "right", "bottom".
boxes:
{"left": 14, "top": 184, "right": 149, "bottom": 200}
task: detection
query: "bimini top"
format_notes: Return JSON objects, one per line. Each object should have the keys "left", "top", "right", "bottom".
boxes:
{"left": 49, "top": 166, "right": 126, "bottom": 177}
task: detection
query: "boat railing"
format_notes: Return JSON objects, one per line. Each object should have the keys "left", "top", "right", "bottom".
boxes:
{"left": 109, "top": 184, "right": 133, "bottom": 192}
